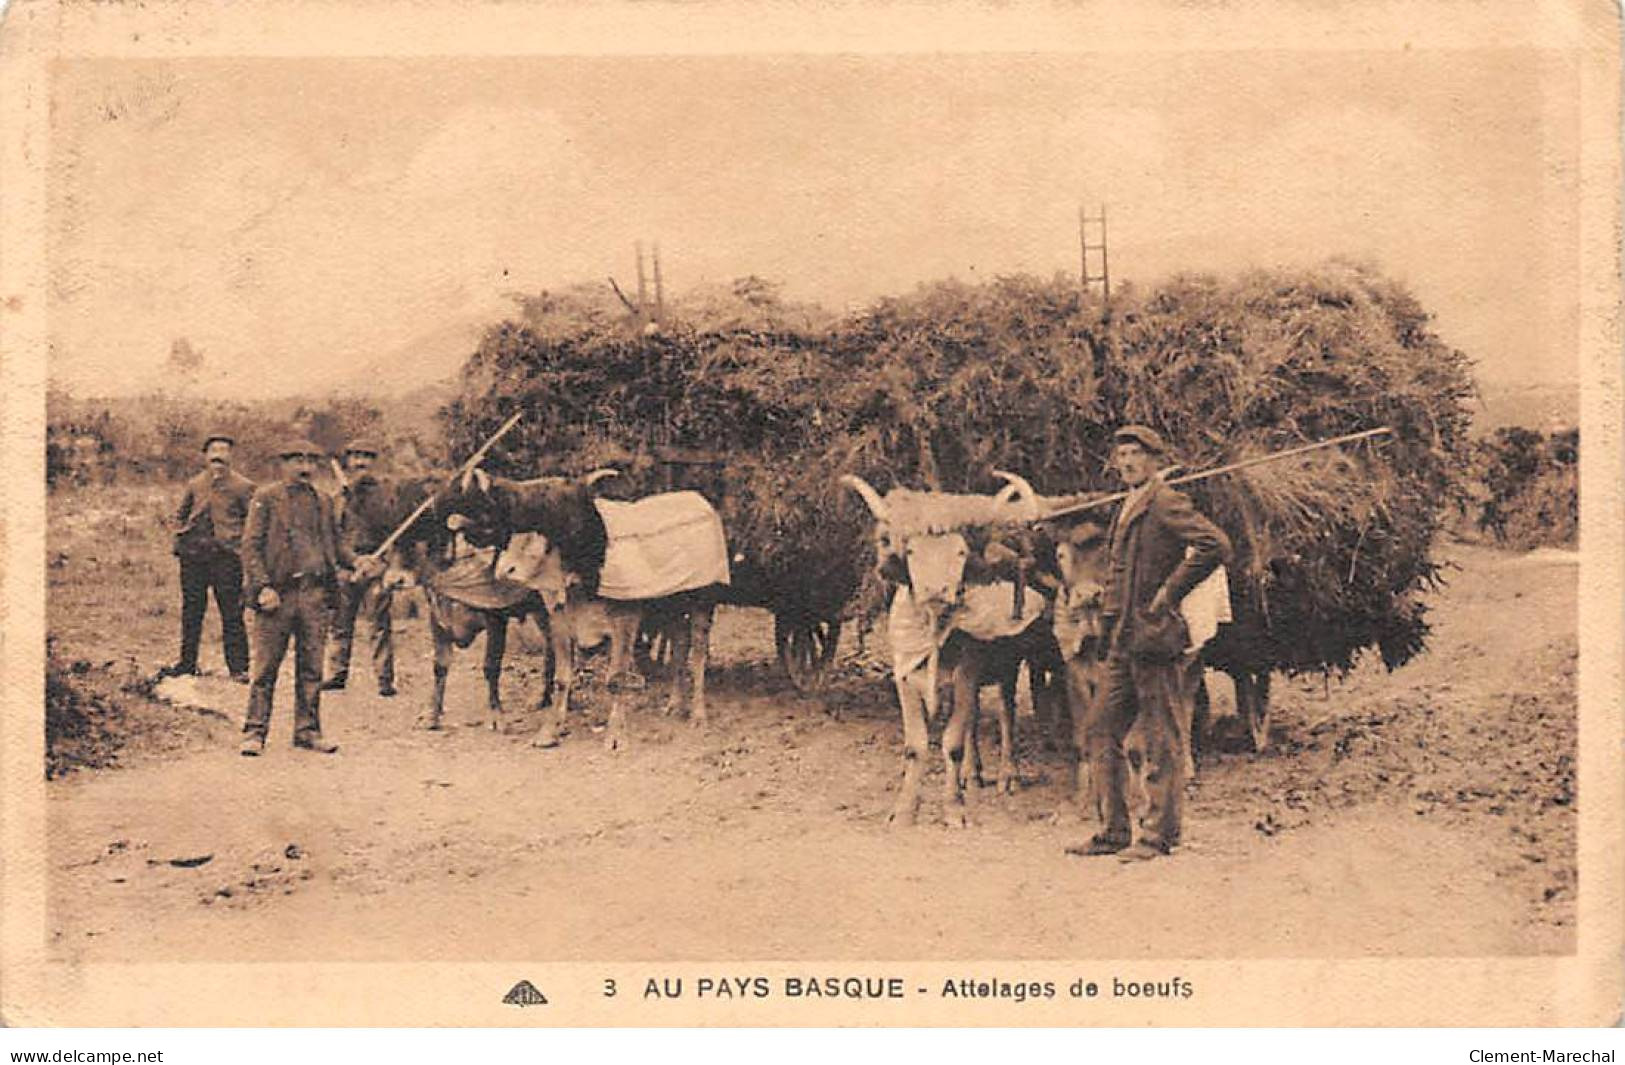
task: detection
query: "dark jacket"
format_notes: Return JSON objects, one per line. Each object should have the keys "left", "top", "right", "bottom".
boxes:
{"left": 337, "top": 476, "right": 398, "bottom": 556}
{"left": 1104, "top": 478, "right": 1231, "bottom": 656}
{"left": 173, "top": 469, "right": 257, "bottom": 556}
{"left": 241, "top": 480, "right": 355, "bottom": 599}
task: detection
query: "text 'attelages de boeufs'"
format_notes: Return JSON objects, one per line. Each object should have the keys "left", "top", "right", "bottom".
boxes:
{"left": 622, "top": 974, "right": 1194, "bottom": 1003}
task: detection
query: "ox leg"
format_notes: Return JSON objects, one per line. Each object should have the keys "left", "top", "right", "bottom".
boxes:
{"left": 1187, "top": 658, "right": 1209, "bottom": 774}
{"left": 418, "top": 624, "right": 450, "bottom": 731}
{"left": 662, "top": 612, "right": 693, "bottom": 719}
{"left": 604, "top": 668, "right": 640, "bottom": 753}
{"left": 481, "top": 616, "right": 508, "bottom": 731}
{"left": 888, "top": 672, "right": 929, "bottom": 826}
{"left": 941, "top": 663, "right": 976, "bottom": 828}
{"left": 533, "top": 612, "right": 573, "bottom": 749}
{"left": 996, "top": 664, "right": 1019, "bottom": 795}
{"left": 1063, "top": 654, "right": 1102, "bottom": 819}
{"left": 686, "top": 605, "right": 714, "bottom": 726}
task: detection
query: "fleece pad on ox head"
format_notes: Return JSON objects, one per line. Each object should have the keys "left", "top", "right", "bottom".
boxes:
{"left": 592, "top": 491, "right": 731, "bottom": 601}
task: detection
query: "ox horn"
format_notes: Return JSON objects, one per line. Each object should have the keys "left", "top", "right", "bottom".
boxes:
{"left": 461, "top": 465, "right": 491, "bottom": 495}
{"left": 840, "top": 475, "right": 891, "bottom": 523}
{"left": 445, "top": 513, "right": 470, "bottom": 532}
{"left": 582, "top": 467, "right": 620, "bottom": 486}
{"left": 992, "top": 469, "right": 1041, "bottom": 521}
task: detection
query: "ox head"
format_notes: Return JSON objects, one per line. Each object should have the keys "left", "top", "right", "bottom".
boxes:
{"left": 840, "top": 471, "right": 1039, "bottom": 619}
{"left": 1050, "top": 519, "right": 1112, "bottom": 660}
{"left": 444, "top": 465, "right": 620, "bottom": 549}
{"left": 492, "top": 531, "right": 572, "bottom": 613}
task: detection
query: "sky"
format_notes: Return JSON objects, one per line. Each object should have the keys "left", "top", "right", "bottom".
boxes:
{"left": 47, "top": 49, "right": 1581, "bottom": 399}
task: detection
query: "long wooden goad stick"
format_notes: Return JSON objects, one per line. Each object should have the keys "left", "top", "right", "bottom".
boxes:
{"left": 366, "top": 409, "right": 525, "bottom": 561}
{"left": 1034, "top": 426, "right": 1395, "bottom": 524}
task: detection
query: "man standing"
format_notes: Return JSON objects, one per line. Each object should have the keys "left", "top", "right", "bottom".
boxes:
{"left": 239, "top": 439, "right": 376, "bottom": 756}
{"left": 322, "top": 439, "right": 398, "bottom": 698}
{"left": 1073, "top": 425, "right": 1231, "bottom": 862}
{"left": 162, "top": 432, "right": 255, "bottom": 682}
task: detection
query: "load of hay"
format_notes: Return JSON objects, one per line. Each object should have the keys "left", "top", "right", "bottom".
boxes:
{"left": 440, "top": 285, "right": 870, "bottom": 622}
{"left": 443, "top": 260, "right": 1475, "bottom": 675}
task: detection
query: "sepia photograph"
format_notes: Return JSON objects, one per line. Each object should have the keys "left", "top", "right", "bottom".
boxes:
{"left": 1, "top": 0, "right": 1619, "bottom": 1029}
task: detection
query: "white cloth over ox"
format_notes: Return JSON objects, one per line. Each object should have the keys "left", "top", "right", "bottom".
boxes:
{"left": 592, "top": 491, "right": 731, "bottom": 601}
{"left": 1182, "top": 562, "right": 1232, "bottom": 652}
{"left": 887, "top": 581, "right": 1048, "bottom": 681}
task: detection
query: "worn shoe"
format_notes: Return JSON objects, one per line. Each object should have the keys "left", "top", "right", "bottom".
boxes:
{"left": 377, "top": 684, "right": 397, "bottom": 698}
{"left": 293, "top": 735, "right": 339, "bottom": 754}
{"left": 1117, "top": 840, "right": 1173, "bottom": 863}
{"left": 158, "top": 663, "right": 199, "bottom": 679}
{"left": 319, "top": 675, "right": 347, "bottom": 692}
{"left": 239, "top": 734, "right": 265, "bottom": 757}
{"left": 1065, "top": 833, "right": 1131, "bottom": 857}
{"left": 229, "top": 672, "right": 250, "bottom": 684}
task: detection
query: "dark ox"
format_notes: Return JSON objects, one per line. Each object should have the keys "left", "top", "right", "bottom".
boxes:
{"left": 442, "top": 467, "right": 723, "bottom": 739}
{"left": 367, "top": 477, "right": 557, "bottom": 731}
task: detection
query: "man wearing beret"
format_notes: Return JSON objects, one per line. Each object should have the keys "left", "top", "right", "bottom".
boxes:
{"left": 161, "top": 432, "right": 255, "bottom": 682}
{"left": 322, "top": 439, "right": 398, "bottom": 698}
{"left": 239, "top": 439, "right": 380, "bottom": 756}
{"left": 1072, "top": 425, "right": 1231, "bottom": 862}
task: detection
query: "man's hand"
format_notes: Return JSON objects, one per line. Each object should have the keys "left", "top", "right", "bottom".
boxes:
{"left": 257, "top": 587, "right": 281, "bottom": 613}
{"left": 352, "top": 555, "right": 385, "bottom": 582}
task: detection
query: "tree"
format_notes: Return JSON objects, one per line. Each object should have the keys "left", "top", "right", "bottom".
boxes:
{"left": 167, "top": 338, "right": 204, "bottom": 385}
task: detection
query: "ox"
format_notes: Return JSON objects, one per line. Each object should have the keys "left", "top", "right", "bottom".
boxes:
{"left": 442, "top": 467, "right": 726, "bottom": 735}
{"left": 487, "top": 530, "right": 676, "bottom": 750}
{"left": 369, "top": 478, "right": 555, "bottom": 732}
{"left": 842, "top": 473, "right": 1060, "bottom": 826}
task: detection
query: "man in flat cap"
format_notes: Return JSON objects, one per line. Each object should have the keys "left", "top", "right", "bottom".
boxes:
{"left": 161, "top": 432, "right": 256, "bottom": 681}
{"left": 1072, "top": 424, "right": 1231, "bottom": 862}
{"left": 322, "top": 438, "right": 399, "bottom": 698}
{"left": 239, "top": 439, "right": 379, "bottom": 756}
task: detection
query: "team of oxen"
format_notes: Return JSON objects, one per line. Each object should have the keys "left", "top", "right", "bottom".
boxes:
{"left": 365, "top": 462, "right": 1226, "bottom": 826}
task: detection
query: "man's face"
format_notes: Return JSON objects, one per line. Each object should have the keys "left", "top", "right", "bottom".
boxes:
{"left": 282, "top": 453, "right": 318, "bottom": 483}
{"left": 204, "top": 440, "right": 233, "bottom": 474}
{"left": 1112, "top": 442, "right": 1159, "bottom": 488}
{"left": 345, "top": 452, "right": 375, "bottom": 477}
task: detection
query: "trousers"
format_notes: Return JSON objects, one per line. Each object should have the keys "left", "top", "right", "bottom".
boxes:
{"left": 323, "top": 577, "right": 395, "bottom": 688}
{"left": 244, "top": 582, "right": 330, "bottom": 741}
{"left": 177, "top": 551, "right": 249, "bottom": 675}
{"left": 1083, "top": 647, "right": 1196, "bottom": 848}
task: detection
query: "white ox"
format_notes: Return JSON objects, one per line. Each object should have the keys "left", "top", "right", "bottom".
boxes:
{"left": 842, "top": 473, "right": 1051, "bottom": 826}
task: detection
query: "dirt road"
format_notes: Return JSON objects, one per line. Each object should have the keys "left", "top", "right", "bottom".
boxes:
{"left": 46, "top": 538, "right": 1576, "bottom": 961}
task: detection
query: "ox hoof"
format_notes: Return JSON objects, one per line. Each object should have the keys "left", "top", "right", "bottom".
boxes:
{"left": 414, "top": 716, "right": 444, "bottom": 732}
{"left": 997, "top": 771, "right": 1017, "bottom": 796}
{"left": 532, "top": 727, "right": 561, "bottom": 749}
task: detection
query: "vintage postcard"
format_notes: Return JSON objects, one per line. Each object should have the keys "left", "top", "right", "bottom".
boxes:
{"left": 1, "top": 0, "right": 1619, "bottom": 1028}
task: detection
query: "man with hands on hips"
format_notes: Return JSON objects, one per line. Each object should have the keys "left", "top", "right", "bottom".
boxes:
{"left": 239, "top": 438, "right": 383, "bottom": 757}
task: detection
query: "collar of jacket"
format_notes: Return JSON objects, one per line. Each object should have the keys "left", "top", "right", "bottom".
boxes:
{"left": 1114, "top": 475, "right": 1166, "bottom": 535}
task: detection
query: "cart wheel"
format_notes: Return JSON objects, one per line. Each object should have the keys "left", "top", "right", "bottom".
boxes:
{"left": 1238, "top": 670, "right": 1272, "bottom": 753}
{"left": 776, "top": 615, "right": 842, "bottom": 693}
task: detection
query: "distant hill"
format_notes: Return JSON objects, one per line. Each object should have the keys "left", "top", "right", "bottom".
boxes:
{"left": 331, "top": 314, "right": 494, "bottom": 398}
{"left": 1470, "top": 379, "right": 1579, "bottom": 436}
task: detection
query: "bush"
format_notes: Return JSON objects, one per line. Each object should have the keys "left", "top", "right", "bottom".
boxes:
{"left": 46, "top": 391, "right": 447, "bottom": 488}
{"left": 1473, "top": 426, "right": 1579, "bottom": 549}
